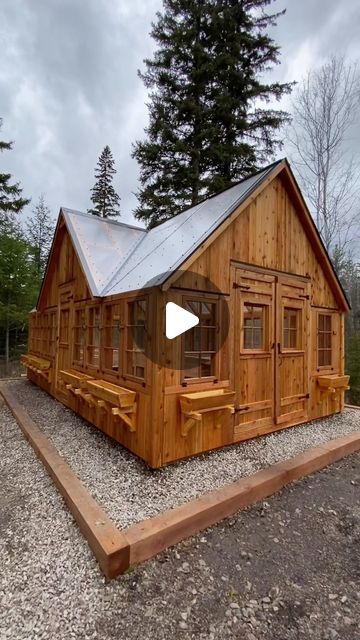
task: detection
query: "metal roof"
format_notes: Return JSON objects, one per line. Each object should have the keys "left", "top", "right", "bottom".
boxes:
{"left": 60, "top": 161, "right": 280, "bottom": 297}
{"left": 61, "top": 208, "right": 146, "bottom": 296}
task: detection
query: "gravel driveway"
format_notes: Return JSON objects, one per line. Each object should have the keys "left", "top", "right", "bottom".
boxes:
{"left": 1, "top": 394, "right": 359, "bottom": 640}
{"left": 6, "top": 379, "right": 360, "bottom": 528}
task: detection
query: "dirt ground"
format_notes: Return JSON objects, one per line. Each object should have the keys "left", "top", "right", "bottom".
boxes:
{"left": 0, "top": 400, "right": 359, "bottom": 639}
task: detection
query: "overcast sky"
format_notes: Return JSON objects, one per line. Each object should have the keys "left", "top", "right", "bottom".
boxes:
{"left": 0, "top": 0, "right": 359, "bottom": 227}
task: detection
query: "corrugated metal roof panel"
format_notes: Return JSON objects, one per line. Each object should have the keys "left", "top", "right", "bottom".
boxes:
{"left": 61, "top": 209, "right": 146, "bottom": 296}
{"left": 103, "top": 162, "right": 278, "bottom": 295}
{"left": 59, "top": 161, "right": 281, "bottom": 297}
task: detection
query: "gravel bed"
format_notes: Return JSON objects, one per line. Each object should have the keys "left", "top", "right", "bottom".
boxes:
{"left": 7, "top": 379, "right": 360, "bottom": 529}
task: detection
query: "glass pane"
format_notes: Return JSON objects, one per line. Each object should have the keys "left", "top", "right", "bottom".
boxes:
{"left": 184, "top": 354, "right": 200, "bottom": 379}
{"left": 243, "top": 304, "right": 265, "bottom": 349}
{"left": 324, "top": 332, "right": 332, "bottom": 349}
{"left": 284, "top": 308, "right": 300, "bottom": 349}
{"left": 283, "top": 328, "right": 289, "bottom": 349}
{"left": 289, "top": 329, "right": 297, "bottom": 349}
{"left": 200, "top": 354, "right": 212, "bottom": 377}
{"left": 252, "top": 328, "right": 263, "bottom": 349}
{"left": 244, "top": 328, "right": 253, "bottom": 349}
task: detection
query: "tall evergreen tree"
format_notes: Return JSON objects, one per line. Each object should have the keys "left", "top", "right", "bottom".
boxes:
{"left": 0, "top": 117, "right": 30, "bottom": 218}
{"left": 25, "top": 195, "right": 55, "bottom": 277}
{"left": 88, "top": 145, "right": 121, "bottom": 218}
{"left": 133, "top": 0, "right": 293, "bottom": 227}
{"left": 0, "top": 217, "right": 39, "bottom": 374}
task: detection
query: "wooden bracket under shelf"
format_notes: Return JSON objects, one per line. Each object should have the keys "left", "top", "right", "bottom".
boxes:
{"left": 112, "top": 404, "right": 137, "bottom": 432}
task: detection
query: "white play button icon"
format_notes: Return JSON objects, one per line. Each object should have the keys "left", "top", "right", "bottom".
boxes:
{"left": 165, "top": 302, "right": 199, "bottom": 339}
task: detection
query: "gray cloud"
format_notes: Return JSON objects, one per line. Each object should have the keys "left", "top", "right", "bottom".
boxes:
{"left": 0, "top": 0, "right": 359, "bottom": 227}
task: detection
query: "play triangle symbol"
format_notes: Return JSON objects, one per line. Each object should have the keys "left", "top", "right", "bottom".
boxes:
{"left": 165, "top": 302, "right": 199, "bottom": 340}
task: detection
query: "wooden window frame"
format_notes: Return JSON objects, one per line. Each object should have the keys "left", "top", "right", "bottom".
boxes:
{"left": 282, "top": 306, "right": 303, "bottom": 352}
{"left": 86, "top": 304, "right": 101, "bottom": 370}
{"left": 102, "top": 302, "right": 123, "bottom": 375}
{"left": 317, "top": 312, "right": 333, "bottom": 369}
{"left": 181, "top": 295, "right": 219, "bottom": 384}
{"left": 240, "top": 300, "right": 271, "bottom": 355}
{"left": 72, "top": 305, "right": 86, "bottom": 368}
{"left": 124, "top": 297, "right": 148, "bottom": 382}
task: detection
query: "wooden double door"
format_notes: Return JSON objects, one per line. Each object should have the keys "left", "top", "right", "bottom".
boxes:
{"left": 231, "top": 266, "right": 310, "bottom": 438}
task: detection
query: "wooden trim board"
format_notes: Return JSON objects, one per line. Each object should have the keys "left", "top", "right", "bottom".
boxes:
{"left": 1, "top": 381, "right": 359, "bottom": 578}
{"left": 0, "top": 382, "right": 129, "bottom": 578}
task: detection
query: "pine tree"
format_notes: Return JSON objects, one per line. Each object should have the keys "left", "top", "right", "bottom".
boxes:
{"left": 133, "top": 0, "right": 293, "bottom": 227}
{"left": 0, "top": 217, "right": 39, "bottom": 374}
{"left": 88, "top": 146, "right": 121, "bottom": 218}
{"left": 0, "top": 117, "right": 30, "bottom": 218}
{"left": 25, "top": 195, "right": 55, "bottom": 277}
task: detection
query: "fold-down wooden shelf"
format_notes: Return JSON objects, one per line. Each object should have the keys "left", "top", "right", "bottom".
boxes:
{"left": 180, "top": 389, "right": 235, "bottom": 437}
{"left": 21, "top": 354, "right": 51, "bottom": 382}
{"left": 59, "top": 369, "right": 95, "bottom": 406}
{"left": 86, "top": 379, "right": 137, "bottom": 432}
{"left": 317, "top": 374, "right": 350, "bottom": 397}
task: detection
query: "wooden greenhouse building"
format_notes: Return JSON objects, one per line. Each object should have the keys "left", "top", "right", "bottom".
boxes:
{"left": 22, "top": 159, "right": 350, "bottom": 468}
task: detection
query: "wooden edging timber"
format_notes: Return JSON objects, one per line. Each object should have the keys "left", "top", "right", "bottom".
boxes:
{"left": 1, "top": 380, "right": 360, "bottom": 578}
{"left": 0, "top": 382, "right": 129, "bottom": 578}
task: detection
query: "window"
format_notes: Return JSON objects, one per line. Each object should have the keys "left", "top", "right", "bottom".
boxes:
{"left": 59, "top": 309, "right": 70, "bottom": 344}
{"left": 183, "top": 300, "right": 217, "bottom": 379}
{"left": 318, "top": 313, "right": 332, "bottom": 367}
{"left": 103, "top": 304, "right": 121, "bottom": 371}
{"left": 283, "top": 307, "right": 301, "bottom": 350}
{"left": 126, "top": 300, "right": 147, "bottom": 378}
{"left": 49, "top": 311, "right": 57, "bottom": 356}
{"left": 87, "top": 306, "right": 101, "bottom": 367}
{"left": 243, "top": 304, "right": 265, "bottom": 350}
{"left": 73, "top": 308, "right": 86, "bottom": 365}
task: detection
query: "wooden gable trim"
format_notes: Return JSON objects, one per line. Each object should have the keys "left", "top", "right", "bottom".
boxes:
{"left": 162, "top": 161, "right": 350, "bottom": 312}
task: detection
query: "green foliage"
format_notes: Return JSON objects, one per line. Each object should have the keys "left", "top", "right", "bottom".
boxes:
{"left": 336, "top": 251, "right": 360, "bottom": 406}
{"left": 346, "top": 333, "right": 360, "bottom": 406}
{"left": 0, "top": 217, "right": 40, "bottom": 372}
{"left": 133, "top": 0, "right": 293, "bottom": 227}
{"left": 0, "top": 118, "right": 30, "bottom": 217}
{"left": 88, "top": 145, "right": 121, "bottom": 218}
{"left": 25, "top": 195, "right": 55, "bottom": 277}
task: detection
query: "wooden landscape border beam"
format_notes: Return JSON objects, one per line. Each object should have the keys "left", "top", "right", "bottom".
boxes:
{"left": 0, "top": 382, "right": 129, "bottom": 578}
{"left": 1, "top": 380, "right": 359, "bottom": 578}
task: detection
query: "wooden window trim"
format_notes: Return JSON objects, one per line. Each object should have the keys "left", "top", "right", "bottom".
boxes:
{"left": 86, "top": 304, "right": 101, "bottom": 370}
{"left": 240, "top": 301, "right": 269, "bottom": 354}
{"left": 317, "top": 311, "right": 333, "bottom": 370}
{"left": 282, "top": 306, "right": 302, "bottom": 353}
{"left": 102, "top": 302, "right": 123, "bottom": 376}
{"left": 124, "top": 297, "right": 148, "bottom": 382}
{"left": 180, "top": 295, "right": 219, "bottom": 384}
{"left": 72, "top": 305, "right": 86, "bottom": 368}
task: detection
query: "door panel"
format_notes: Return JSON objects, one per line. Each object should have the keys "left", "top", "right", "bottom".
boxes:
{"left": 232, "top": 266, "right": 310, "bottom": 438}
{"left": 275, "top": 277, "right": 309, "bottom": 423}
{"left": 232, "top": 268, "right": 275, "bottom": 438}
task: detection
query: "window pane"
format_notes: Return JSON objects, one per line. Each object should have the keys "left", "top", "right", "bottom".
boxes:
{"left": 318, "top": 314, "right": 332, "bottom": 367}
{"left": 283, "top": 308, "right": 300, "bottom": 350}
{"left": 243, "top": 304, "right": 265, "bottom": 350}
{"left": 184, "top": 354, "right": 200, "bottom": 379}
{"left": 183, "top": 299, "right": 217, "bottom": 379}
{"left": 126, "top": 300, "right": 147, "bottom": 378}
{"left": 200, "top": 354, "right": 212, "bottom": 377}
